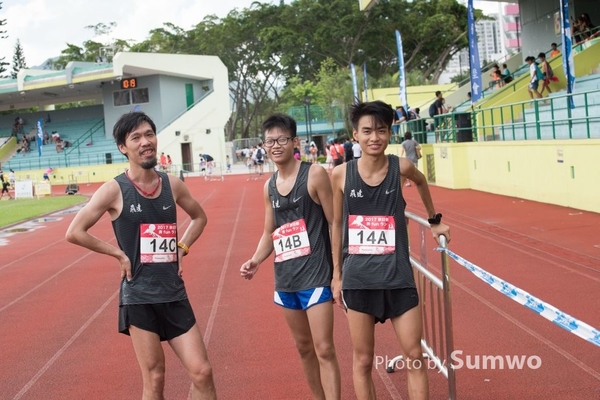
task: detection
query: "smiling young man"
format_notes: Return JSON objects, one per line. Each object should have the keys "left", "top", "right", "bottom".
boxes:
{"left": 240, "top": 113, "right": 341, "bottom": 399}
{"left": 66, "top": 112, "right": 217, "bottom": 400}
{"left": 331, "top": 101, "right": 450, "bottom": 400}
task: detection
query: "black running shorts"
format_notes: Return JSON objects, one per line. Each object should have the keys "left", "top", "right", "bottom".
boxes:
{"left": 119, "top": 298, "right": 196, "bottom": 341}
{"left": 342, "top": 288, "right": 419, "bottom": 324}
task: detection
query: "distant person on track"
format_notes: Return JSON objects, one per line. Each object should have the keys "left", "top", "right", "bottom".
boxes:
{"left": 65, "top": 111, "right": 217, "bottom": 400}
{"left": 240, "top": 113, "right": 341, "bottom": 399}
{"left": 330, "top": 101, "right": 450, "bottom": 400}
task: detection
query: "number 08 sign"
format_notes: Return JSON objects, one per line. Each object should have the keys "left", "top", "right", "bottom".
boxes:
{"left": 140, "top": 223, "right": 178, "bottom": 263}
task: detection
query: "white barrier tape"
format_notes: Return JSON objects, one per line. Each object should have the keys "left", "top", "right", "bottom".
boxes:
{"left": 437, "top": 247, "right": 600, "bottom": 347}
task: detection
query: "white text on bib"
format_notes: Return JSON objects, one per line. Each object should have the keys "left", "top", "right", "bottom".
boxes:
{"left": 140, "top": 223, "right": 178, "bottom": 263}
{"left": 272, "top": 219, "right": 311, "bottom": 262}
{"left": 348, "top": 215, "right": 395, "bottom": 255}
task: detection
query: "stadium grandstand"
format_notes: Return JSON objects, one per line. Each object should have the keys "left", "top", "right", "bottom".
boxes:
{"left": 0, "top": 52, "right": 230, "bottom": 184}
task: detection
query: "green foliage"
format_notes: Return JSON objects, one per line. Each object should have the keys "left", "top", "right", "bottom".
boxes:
{"left": 11, "top": 39, "right": 26, "bottom": 79}
{"left": 52, "top": 0, "right": 488, "bottom": 138}
{"left": 0, "top": 2, "right": 9, "bottom": 77}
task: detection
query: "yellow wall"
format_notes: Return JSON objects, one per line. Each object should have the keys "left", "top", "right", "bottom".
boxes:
{"left": 15, "top": 163, "right": 129, "bottom": 185}
{"left": 0, "top": 137, "right": 17, "bottom": 161}
{"left": 368, "top": 83, "right": 456, "bottom": 112}
{"left": 433, "top": 140, "right": 600, "bottom": 213}
{"left": 387, "top": 143, "right": 432, "bottom": 180}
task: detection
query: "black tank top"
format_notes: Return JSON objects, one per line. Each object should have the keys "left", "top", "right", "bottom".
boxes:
{"left": 112, "top": 171, "right": 187, "bottom": 305}
{"left": 268, "top": 162, "right": 333, "bottom": 291}
{"left": 342, "top": 155, "right": 415, "bottom": 290}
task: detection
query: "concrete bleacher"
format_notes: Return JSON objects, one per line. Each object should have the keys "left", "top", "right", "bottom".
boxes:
{"left": 500, "top": 72, "right": 600, "bottom": 141}
{"left": 2, "top": 116, "right": 126, "bottom": 172}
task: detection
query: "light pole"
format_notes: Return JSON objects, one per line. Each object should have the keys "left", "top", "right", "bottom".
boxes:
{"left": 515, "top": 15, "right": 521, "bottom": 53}
{"left": 303, "top": 96, "right": 312, "bottom": 145}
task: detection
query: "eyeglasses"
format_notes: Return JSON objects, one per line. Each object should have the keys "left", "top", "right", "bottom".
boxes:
{"left": 263, "top": 137, "right": 292, "bottom": 147}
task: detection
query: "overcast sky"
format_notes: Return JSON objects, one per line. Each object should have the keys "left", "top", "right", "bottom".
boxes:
{"left": 0, "top": 0, "right": 500, "bottom": 68}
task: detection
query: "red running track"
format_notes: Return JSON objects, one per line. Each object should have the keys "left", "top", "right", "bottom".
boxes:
{"left": 0, "top": 175, "right": 599, "bottom": 399}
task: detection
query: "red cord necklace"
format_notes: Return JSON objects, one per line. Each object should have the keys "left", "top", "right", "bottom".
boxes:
{"left": 125, "top": 169, "right": 162, "bottom": 197}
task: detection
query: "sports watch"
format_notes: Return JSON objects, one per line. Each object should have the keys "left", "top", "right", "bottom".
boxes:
{"left": 428, "top": 213, "right": 442, "bottom": 225}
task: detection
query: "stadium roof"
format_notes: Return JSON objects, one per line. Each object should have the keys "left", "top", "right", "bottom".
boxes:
{"left": 0, "top": 52, "right": 215, "bottom": 112}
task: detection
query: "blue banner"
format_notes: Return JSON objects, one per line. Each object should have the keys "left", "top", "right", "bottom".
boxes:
{"left": 395, "top": 30, "right": 408, "bottom": 115}
{"left": 350, "top": 63, "right": 359, "bottom": 104}
{"left": 363, "top": 63, "right": 369, "bottom": 101}
{"left": 36, "top": 118, "right": 44, "bottom": 157}
{"left": 560, "top": 0, "right": 576, "bottom": 109}
{"left": 467, "top": 0, "right": 482, "bottom": 102}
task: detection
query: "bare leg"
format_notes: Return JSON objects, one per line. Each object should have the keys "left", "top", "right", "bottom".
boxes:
{"left": 306, "top": 301, "right": 341, "bottom": 399}
{"left": 169, "top": 324, "right": 217, "bottom": 400}
{"left": 346, "top": 309, "right": 377, "bottom": 400}
{"left": 129, "top": 325, "right": 166, "bottom": 400}
{"left": 390, "top": 306, "right": 429, "bottom": 400}
{"left": 282, "top": 307, "right": 326, "bottom": 399}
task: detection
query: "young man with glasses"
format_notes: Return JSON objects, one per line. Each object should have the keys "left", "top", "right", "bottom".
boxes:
{"left": 331, "top": 101, "right": 450, "bottom": 400}
{"left": 240, "top": 113, "right": 341, "bottom": 399}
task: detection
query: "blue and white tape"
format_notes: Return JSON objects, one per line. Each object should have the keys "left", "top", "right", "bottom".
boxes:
{"left": 437, "top": 247, "right": 600, "bottom": 347}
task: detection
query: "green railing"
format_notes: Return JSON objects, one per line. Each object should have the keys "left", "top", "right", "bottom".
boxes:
{"left": 427, "top": 87, "right": 600, "bottom": 142}
{"left": 64, "top": 119, "right": 105, "bottom": 158}
{"left": 4, "top": 151, "right": 127, "bottom": 171}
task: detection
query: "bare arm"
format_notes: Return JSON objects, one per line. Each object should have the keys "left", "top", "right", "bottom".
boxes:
{"left": 169, "top": 175, "right": 207, "bottom": 259}
{"left": 400, "top": 157, "right": 451, "bottom": 243}
{"left": 65, "top": 180, "right": 131, "bottom": 279}
{"left": 240, "top": 180, "right": 275, "bottom": 279}
{"left": 307, "top": 164, "right": 334, "bottom": 230}
{"left": 330, "top": 164, "right": 347, "bottom": 308}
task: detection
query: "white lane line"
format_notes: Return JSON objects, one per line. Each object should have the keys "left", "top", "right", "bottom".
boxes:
{"left": 12, "top": 290, "right": 119, "bottom": 399}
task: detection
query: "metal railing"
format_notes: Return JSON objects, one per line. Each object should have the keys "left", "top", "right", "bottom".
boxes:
{"left": 386, "top": 212, "right": 456, "bottom": 400}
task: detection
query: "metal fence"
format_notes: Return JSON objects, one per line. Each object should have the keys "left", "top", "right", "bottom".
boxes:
{"left": 386, "top": 211, "right": 456, "bottom": 400}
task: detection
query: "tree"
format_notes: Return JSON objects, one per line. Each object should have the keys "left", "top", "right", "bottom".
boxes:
{"left": 314, "top": 58, "right": 353, "bottom": 134}
{"left": 11, "top": 39, "right": 27, "bottom": 78}
{"left": 0, "top": 2, "right": 8, "bottom": 77}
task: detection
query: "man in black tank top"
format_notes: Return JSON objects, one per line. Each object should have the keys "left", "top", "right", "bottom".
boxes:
{"left": 66, "top": 112, "right": 217, "bottom": 399}
{"left": 331, "top": 101, "right": 450, "bottom": 400}
{"left": 240, "top": 114, "right": 341, "bottom": 399}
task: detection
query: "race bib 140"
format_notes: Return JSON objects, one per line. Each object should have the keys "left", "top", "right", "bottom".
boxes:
{"left": 140, "top": 223, "right": 178, "bottom": 263}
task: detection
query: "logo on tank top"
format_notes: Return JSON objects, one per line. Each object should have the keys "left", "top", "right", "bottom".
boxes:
{"left": 130, "top": 203, "right": 142, "bottom": 213}
{"left": 349, "top": 189, "right": 363, "bottom": 198}
{"left": 272, "top": 199, "right": 280, "bottom": 208}
{"left": 385, "top": 189, "right": 396, "bottom": 195}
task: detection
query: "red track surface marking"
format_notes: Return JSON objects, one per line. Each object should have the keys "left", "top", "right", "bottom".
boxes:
{"left": 0, "top": 243, "right": 113, "bottom": 313}
{"left": 187, "top": 187, "right": 247, "bottom": 398}
{"left": 13, "top": 290, "right": 119, "bottom": 400}
{"left": 1, "top": 177, "right": 599, "bottom": 399}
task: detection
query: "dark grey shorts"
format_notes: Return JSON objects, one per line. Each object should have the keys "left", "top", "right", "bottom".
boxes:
{"left": 342, "top": 288, "right": 419, "bottom": 324}
{"left": 119, "top": 298, "right": 196, "bottom": 341}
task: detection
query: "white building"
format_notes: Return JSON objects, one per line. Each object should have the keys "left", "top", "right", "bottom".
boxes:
{"left": 440, "top": 9, "right": 506, "bottom": 83}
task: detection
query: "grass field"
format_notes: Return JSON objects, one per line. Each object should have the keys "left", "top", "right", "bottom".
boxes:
{"left": 0, "top": 195, "right": 87, "bottom": 228}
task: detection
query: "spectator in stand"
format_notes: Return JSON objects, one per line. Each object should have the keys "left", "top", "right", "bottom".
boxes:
{"left": 525, "top": 56, "right": 543, "bottom": 100}
{"left": 493, "top": 70, "right": 504, "bottom": 89}
{"left": 166, "top": 155, "right": 172, "bottom": 173}
{"left": 549, "top": 43, "right": 560, "bottom": 58}
{"left": 52, "top": 131, "right": 61, "bottom": 143}
{"left": 501, "top": 63, "right": 513, "bottom": 84}
{"left": 538, "top": 52, "right": 558, "bottom": 96}
{"left": 343, "top": 137, "right": 353, "bottom": 163}
{"left": 408, "top": 107, "right": 420, "bottom": 120}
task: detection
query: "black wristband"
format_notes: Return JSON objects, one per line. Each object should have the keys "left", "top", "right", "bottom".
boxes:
{"left": 428, "top": 213, "right": 442, "bottom": 225}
